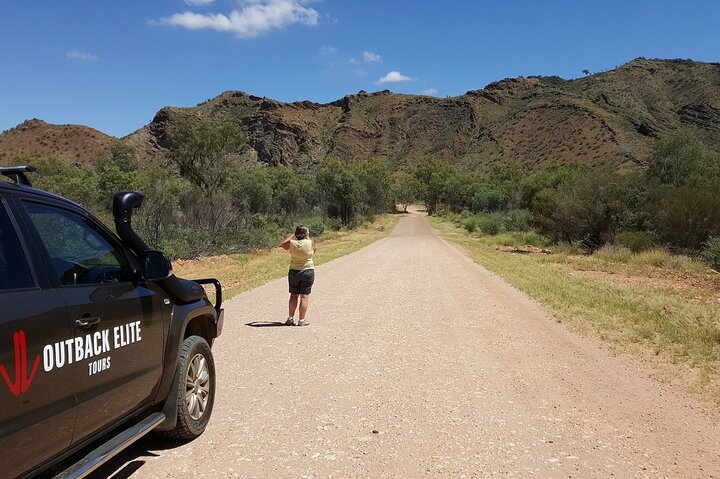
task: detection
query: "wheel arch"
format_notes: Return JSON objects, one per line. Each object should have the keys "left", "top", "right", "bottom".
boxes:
{"left": 154, "top": 301, "right": 217, "bottom": 431}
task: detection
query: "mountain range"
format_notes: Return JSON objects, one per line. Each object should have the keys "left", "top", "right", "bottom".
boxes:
{"left": 2, "top": 58, "right": 719, "bottom": 171}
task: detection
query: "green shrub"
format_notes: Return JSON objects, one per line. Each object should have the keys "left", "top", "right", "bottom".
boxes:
{"left": 251, "top": 213, "right": 268, "bottom": 229}
{"left": 478, "top": 215, "right": 503, "bottom": 235}
{"left": 306, "top": 218, "right": 326, "bottom": 236}
{"left": 702, "top": 237, "right": 720, "bottom": 270}
{"left": 326, "top": 217, "right": 343, "bottom": 231}
{"left": 615, "top": 231, "right": 655, "bottom": 253}
{"left": 504, "top": 209, "right": 532, "bottom": 232}
{"left": 464, "top": 217, "right": 478, "bottom": 233}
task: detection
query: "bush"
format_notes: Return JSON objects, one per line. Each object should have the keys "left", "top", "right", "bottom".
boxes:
{"left": 477, "top": 215, "right": 503, "bottom": 235}
{"left": 306, "top": 218, "right": 326, "bottom": 237}
{"left": 615, "top": 231, "right": 655, "bottom": 253}
{"left": 702, "top": 237, "right": 720, "bottom": 270}
{"left": 504, "top": 209, "right": 532, "bottom": 232}
{"left": 464, "top": 217, "right": 478, "bottom": 233}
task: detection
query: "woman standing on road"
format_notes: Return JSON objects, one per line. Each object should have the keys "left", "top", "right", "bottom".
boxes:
{"left": 281, "top": 225, "right": 316, "bottom": 326}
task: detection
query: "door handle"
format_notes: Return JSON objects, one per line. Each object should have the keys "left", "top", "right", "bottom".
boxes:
{"left": 76, "top": 316, "right": 101, "bottom": 329}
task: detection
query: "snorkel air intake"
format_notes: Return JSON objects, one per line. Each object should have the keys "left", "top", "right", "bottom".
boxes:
{"left": 112, "top": 191, "right": 205, "bottom": 304}
{"left": 113, "top": 191, "right": 151, "bottom": 254}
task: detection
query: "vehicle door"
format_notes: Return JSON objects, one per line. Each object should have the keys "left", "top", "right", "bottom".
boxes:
{"left": 20, "top": 199, "right": 166, "bottom": 443}
{"left": 0, "top": 195, "right": 77, "bottom": 478}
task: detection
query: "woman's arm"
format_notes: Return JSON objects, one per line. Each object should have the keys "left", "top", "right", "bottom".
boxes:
{"left": 281, "top": 233, "right": 295, "bottom": 250}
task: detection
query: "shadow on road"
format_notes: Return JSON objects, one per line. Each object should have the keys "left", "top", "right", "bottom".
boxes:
{"left": 245, "top": 321, "right": 287, "bottom": 327}
{"left": 84, "top": 435, "right": 187, "bottom": 479}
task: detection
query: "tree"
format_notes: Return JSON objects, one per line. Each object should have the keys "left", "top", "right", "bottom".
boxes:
{"left": 353, "top": 158, "right": 393, "bottom": 214}
{"left": 135, "top": 169, "right": 192, "bottom": 247}
{"left": 529, "top": 169, "right": 623, "bottom": 249}
{"left": 414, "top": 158, "right": 454, "bottom": 215}
{"left": 269, "top": 167, "right": 308, "bottom": 225}
{"left": 167, "top": 116, "right": 245, "bottom": 196}
{"left": 94, "top": 141, "right": 140, "bottom": 208}
{"left": 28, "top": 156, "right": 100, "bottom": 211}
{"left": 646, "top": 129, "right": 719, "bottom": 188}
{"left": 317, "top": 158, "right": 364, "bottom": 225}
{"left": 582, "top": 69, "right": 590, "bottom": 76}
{"left": 231, "top": 166, "right": 273, "bottom": 215}
{"left": 645, "top": 130, "right": 720, "bottom": 249}
{"left": 394, "top": 173, "right": 421, "bottom": 212}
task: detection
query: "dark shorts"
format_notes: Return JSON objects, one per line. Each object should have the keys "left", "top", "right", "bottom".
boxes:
{"left": 288, "top": 269, "right": 315, "bottom": 295}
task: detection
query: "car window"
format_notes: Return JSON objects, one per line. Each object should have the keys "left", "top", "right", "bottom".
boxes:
{"left": 23, "top": 202, "right": 131, "bottom": 286}
{"left": 0, "top": 201, "right": 34, "bottom": 291}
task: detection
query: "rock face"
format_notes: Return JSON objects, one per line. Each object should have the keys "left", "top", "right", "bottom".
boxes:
{"left": 0, "top": 119, "right": 114, "bottom": 166}
{"left": 3, "top": 58, "right": 720, "bottom": 171}
{"left": 124, "top": 58, "right": 720, "bottom": 171}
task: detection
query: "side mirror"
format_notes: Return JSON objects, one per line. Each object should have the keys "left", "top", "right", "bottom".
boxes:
{"left": 142, "top": 251, "right": 172, "bottom": 281}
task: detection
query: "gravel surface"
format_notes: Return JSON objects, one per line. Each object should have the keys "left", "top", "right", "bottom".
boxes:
{"left": 98, "top": 211, "right": 720, "bottom": 478}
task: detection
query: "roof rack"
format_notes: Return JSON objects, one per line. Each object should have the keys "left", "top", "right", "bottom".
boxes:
{"left": 0, "top": 165, "right": 36, "bottom": 187}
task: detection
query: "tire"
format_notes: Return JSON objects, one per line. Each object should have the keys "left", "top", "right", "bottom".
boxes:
{"left": 157, "top": 335, "right": 216, "bottom": 440}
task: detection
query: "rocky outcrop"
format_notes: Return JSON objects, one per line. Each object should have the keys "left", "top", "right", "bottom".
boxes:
{"left": 4, "top": 59, "right": 720, "bottom": 170}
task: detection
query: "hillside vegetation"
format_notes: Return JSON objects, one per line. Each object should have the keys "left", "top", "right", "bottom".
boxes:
{"left": 0, "top": 119, "right": 113, "bottom": 165}
{"left": 2, "top": 58, "right": 719, "bottom": 171}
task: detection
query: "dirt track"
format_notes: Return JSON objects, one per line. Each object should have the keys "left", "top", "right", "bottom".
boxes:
{"left": 100, "top": 211, "right": 720, "bottom": 478}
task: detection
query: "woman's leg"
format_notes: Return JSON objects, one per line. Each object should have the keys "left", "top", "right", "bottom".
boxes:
{"left": 289, "top": 293, "right": 299, "bottom": 317}
{"left": 298, "top": 294, "right": 309, "bottom": 320}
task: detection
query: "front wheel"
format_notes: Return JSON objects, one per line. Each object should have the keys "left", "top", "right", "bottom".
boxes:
{"left": 157, "top": 335, "right": 216, "bottom": 440}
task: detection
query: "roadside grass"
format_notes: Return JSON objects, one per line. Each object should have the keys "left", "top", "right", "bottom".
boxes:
{"left": 174, "top": 214, "right": 399, "bottom": 301}
{"left": 429, "top": 216, "right": 720, "bottom": 405}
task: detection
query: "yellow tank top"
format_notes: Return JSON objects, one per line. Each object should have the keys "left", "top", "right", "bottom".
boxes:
{"left": 289, "top": 239, "right": 314, "bottom": 271}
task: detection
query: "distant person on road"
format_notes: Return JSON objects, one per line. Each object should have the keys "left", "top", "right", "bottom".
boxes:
{"left": 281, "top": 225, "right": 316, "bottom": 326}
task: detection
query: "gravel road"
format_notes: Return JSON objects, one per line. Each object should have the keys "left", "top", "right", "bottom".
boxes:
{"left": 101, "top": 211, "right": 720, "bottom": 478}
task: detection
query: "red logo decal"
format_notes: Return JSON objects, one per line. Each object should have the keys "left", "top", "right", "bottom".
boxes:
{"left": 0, "top": 330, "right": 41, "bottom": 396}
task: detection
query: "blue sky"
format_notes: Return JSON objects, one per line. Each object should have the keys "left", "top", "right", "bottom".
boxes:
{"left": 1, "top": 0, "right": 718, "bottom": 137}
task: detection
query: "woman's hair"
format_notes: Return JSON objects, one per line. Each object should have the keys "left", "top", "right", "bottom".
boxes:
{"left": 294, "top": 225, "right": 310, "bottom": 240}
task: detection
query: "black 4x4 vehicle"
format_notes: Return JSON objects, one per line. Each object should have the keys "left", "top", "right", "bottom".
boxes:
{"left": 0, "top": 166, "right": 224, "bottom": 478}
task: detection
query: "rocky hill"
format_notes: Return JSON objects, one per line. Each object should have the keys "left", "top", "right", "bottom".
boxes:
{"left": 3, "top": 58, "right": 720, "bottom": 171}
{"left": 0, "top": 119, "right": 114, "bottom": 166}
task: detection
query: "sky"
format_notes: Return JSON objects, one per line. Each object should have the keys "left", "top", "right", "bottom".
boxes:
{"left": 1, "top": 0, "right": 719, "bottom": 137}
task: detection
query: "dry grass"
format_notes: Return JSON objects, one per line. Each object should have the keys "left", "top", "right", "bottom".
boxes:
{"left": 174, "top": 215, "right": 399, "bottom": 301}
{"left": 429, "top": 216, "right": 720, "bottom": 406}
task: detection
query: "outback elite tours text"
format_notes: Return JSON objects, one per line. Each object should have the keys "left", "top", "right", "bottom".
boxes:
{"left": 41, "top": 321, "right": 142, "bottom": 376}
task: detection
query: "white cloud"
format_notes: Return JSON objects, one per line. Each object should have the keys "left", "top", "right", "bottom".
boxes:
{"left": 348, "top": 57, "right": 359, "bottom": 65}
{"left": 362, "top": 51, "right": 381, "bottom": 63}
{"left": 184, "top": 0, "right": 214, "bottom": 5}
{"left": 377, "top": 70, "right": 414, "bottom": 84}
{"left": 320, "top": 45, "right": 337, "bottom": 54}
{"left": 423, "top": 88, "right": 438, "bottom": 95}
{"left": 156, "top": 0, "right": 320, "bottom": 38}
{"left": 66, "top": 50, "right": 100, "bottom": 61}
